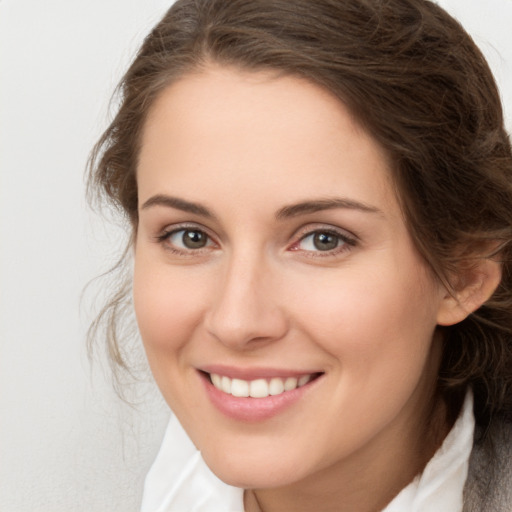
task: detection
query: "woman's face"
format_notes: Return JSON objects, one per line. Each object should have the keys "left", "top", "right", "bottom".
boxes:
{"left": 134, "top": 66, "right": 450, "bottom": 490}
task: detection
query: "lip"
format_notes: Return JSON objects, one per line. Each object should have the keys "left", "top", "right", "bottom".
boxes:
{"left": 200, "top": 364, "right": 318, "bottom": 380}
{"left": 198, "top": 366, "right": 323, "bottom": 422}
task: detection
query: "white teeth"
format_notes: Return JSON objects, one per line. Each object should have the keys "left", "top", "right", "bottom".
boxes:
{"left": 298, "top": 375, "right": 312, "bottom": 387}
{"left": 231, "top": 378, "right": 249, "bottom": 397}
{"left": 211, "top": 373, "right": 222, "bottom": 389}
{"left": 221, "top": 376, "right": 231, "bottom": 394}
{"left": 269, "top": 377, "right": 285, "bottom": 396}
{"left": 210, "top": 373, "right": 315, "bottom": 398}
{"left": 249, "top": 379, "right": 269, "bottom": 398}
{"left": 284, "top": 377, "right": 298, "bottom": 391}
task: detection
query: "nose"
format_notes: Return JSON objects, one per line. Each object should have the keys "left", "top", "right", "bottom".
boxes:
{"left": 204, "top": 251, "right": 289, "bottom": 350}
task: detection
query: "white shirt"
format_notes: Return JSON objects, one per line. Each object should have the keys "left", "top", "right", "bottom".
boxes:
{"left": 141, "top": 392, "right": 474, "bottom": 512}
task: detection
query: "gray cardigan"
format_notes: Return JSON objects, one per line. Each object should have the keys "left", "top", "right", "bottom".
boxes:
{"left": 463, "top": 418, "right": 512, "bottom": 511}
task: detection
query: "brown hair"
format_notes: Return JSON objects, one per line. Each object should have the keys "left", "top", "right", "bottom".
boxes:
{"left": 88, "top": 0, "right": 512, "bottom": 426}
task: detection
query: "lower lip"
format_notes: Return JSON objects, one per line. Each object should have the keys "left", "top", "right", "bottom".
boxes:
{"left": 201, "top": 374, "right": 320, "bottom": 422}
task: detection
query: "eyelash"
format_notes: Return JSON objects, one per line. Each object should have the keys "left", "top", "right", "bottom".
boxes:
{"left": 155, "top": 224, "right": 357, "bottom": 258}
{"left": 290, "top": 227, "right": 357, "bottom": 257}
{"left": 155, "top": 224, "right": 217, "bottom": 256}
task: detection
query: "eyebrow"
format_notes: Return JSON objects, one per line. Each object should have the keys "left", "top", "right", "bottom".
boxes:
{"left": 141, "top": 194, "right": 215, "bottom": 218}
{"left": 275, "top": 197, "right": 382, "bottom": 219}
{"left": 140, "top": 194, "right": 382, "bottom": 220}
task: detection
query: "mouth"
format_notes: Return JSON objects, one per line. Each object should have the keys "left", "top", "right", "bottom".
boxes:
{"left": 198, "top": 368, "right": 324, "bottom": 422}
{"left": 207, "top": 372, "right": 321, "bottom": 398}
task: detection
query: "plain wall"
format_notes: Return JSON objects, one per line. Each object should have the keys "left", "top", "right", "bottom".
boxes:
{"left": 0, "top": 2, "right": 172, "bottom": 511}
{"left": 1, "top": 1, "right": 511, "bottom": 511}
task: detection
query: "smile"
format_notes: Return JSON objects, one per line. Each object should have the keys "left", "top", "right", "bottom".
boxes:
{"left": 200, "top": 367, "right": 324, "bottom": 421}
{"left": 209, "top": 373, "right": 316, "bottom": 398}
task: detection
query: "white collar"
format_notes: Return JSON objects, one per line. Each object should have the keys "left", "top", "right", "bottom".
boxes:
{"left": 141, "top": 391, "right": 474, "bottom": 512}
{"left": 382, "top": 390, "right": 474, "bottom": 512}
{"left": 140, "top": 414, "right": 243, "bottom": 512}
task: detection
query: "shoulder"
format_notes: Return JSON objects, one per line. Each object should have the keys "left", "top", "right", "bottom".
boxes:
{"left": 463, "top": 417, "right": 512, "bottom": 512}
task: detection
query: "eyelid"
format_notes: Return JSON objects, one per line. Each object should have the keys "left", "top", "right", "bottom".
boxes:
{"left": 155, "top": 222, "right": 219, "bottom": 253}
{"left": 293, "top": 223, "right": 357, "bottom": 243}
{"left": 288, "top": 223, "right": 358, "bottom": 254}
{"left": 153, "top": 221, "right": 357, "bottom": 257}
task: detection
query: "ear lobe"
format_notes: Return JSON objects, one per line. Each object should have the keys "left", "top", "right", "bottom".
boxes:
{"left": 436, "top": 257, "right": 502, "bottom": 326}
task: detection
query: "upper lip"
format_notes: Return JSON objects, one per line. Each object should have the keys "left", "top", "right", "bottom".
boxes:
{"left": 198, "top": 365, "right": 323, "bottom": 381}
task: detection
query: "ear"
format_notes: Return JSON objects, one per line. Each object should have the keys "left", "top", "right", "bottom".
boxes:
{"left": 436, "top": 257, "right": 502, "bottom": 326}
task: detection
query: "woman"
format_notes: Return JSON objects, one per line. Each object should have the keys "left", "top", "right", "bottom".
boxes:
{"left": 88, "top": 0, "right": 512, "bottom": 510}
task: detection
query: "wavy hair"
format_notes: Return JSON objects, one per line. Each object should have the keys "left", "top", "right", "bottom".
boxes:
{"left": 87, "top": 0, "right": 512, "bottom": 426}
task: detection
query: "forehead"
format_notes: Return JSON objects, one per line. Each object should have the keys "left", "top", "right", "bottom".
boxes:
{"left": 137, "top": 66, "right": 398, "bottom": 216}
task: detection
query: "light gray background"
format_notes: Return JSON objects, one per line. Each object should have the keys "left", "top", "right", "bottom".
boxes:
{"left": 1, "top": 1, "right": 511, "bottom": 511}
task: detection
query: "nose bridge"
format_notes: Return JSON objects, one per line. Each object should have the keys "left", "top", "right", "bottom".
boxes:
{"left": 205, "top": 245, "right": 287, "bottom": 349}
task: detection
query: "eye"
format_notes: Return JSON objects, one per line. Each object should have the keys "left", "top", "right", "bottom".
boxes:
{"left": 289, "top": 227, "right": 357, "bottom": 256}
{"left": 159, "top": 227, "right": 215, "bottom": 252}
{"left": 300, "top": 231, "right": 342, "bottom": 251}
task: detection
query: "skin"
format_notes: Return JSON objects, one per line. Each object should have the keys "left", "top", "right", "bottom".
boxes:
{"left": 133, "top": 66, "right": 481, "bottom": 512}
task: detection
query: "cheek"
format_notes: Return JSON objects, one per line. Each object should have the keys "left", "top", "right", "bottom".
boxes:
{"left": 287, "top": 266, "right": 442, "bottom": 449}
{"left": 290, "top": 263, "right": 440, "bottom": 377}
{"left": 132, "top": 252, "right": 207, "bottom": 358}
{"left": 132, "top": 254, "right": 215, "bottom": 412}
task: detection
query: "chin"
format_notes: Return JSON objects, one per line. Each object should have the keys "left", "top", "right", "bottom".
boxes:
{"left": 201, "top": 447, "right": 308, "bottom": 490}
